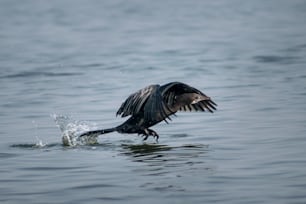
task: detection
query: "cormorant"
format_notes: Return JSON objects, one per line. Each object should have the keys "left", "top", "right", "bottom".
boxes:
{"left": 80, "top": 82, "right": 217, "bottom": 141}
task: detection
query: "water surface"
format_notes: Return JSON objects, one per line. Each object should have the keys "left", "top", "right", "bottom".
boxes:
{"left": 1, "top": 0, "right": 306, "bottom": 203}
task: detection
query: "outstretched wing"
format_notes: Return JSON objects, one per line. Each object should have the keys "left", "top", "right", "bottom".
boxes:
{"left": 116, "top": 84, "right": 172, "bottom": 122}
{"left": 116, "top": 84, "right": 157, "bottom": 117}
{"left": 160, "top": 82, "right": 217, "bottom": 113}
{"left": 142, "top": 85, "right": 173, "bottom": 123}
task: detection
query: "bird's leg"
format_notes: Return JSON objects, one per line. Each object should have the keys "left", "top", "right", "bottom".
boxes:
{"left": 141, "top": 129, "right": 150, "bottom": 141}
{"left": 149, "top": 129, "right": 159, "bottom": 142}
{"left": 142, "top": 135, "right": 149, "bottom": 141}
{"left": 142, "top": 128, "right": 159, "bottom": 142}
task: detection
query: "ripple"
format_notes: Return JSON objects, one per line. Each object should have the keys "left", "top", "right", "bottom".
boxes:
{"left": 170, "top": 133, "right": 189, "bottom": 138}
{"left": 0, "top": 71, "right": 82, "bottom": 79}
{"left": 10, "top": 143, "right": 60, "bottom": 149}
{"left": 253, "top": 55, "right": 300, "bottom": 64}
{"left": 74, "top": 63, "right": 104, "bottom": 68}
{"left": 70, "top": 183, "right": 118, "bottom": 190}
{"left": 0, "top": 152, "right": 19, "bottom": 159}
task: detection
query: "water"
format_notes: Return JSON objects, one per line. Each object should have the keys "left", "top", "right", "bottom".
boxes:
{"left": 1, "top": 0, "right": 306, "bottom": 203}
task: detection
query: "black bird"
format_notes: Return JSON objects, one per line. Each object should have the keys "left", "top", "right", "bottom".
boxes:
{"left": 80, "top": 82, "right": 217, "bottom": 141}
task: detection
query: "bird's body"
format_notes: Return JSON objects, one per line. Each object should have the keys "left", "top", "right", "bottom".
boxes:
{"left": 80, "top": 82, "right": 217, "bottom": 141}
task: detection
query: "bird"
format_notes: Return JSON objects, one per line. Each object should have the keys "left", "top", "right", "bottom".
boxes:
{"left": 79, "top": 81, "right": 217, "bottom": 141}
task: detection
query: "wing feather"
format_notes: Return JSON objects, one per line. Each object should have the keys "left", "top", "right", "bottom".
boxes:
{"left": 116, "top": 85, "right": 157, "bottom": 117}
{"left": 116, "top": 84, "right": 173, "bottom": 123}
{"left": 160, "top": 82, "right": 217, "bottom": 113}
{"left": 143, "top": 86, "right": 172, "bottom": 123}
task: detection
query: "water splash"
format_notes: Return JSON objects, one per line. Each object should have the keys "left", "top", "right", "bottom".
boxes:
{"left": 32, "top": 120, "right": 47, "bottom": 147}
{"left": 51, "top": 114, "right": 99, "bottom": 146}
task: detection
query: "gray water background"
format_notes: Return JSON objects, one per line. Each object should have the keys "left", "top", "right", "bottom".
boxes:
{"left": 1, "top": 0, "right": 306, "bottom": 203}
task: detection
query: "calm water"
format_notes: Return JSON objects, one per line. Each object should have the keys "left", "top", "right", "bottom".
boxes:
{"left": 1, "top": 0, "right": 306, "bottom": 203}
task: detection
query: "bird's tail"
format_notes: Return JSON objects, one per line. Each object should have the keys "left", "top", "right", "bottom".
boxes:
{"left": 79, "top": 127, "right": 116, "bottom": 137}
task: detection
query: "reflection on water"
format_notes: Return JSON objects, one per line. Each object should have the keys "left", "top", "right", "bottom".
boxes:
{"left": 121, "top": 143, "right": 211, "bottom": 173}
{"left": 122, "top": 143, "right": 172, "bottom": 157}
{"left": 121, "top": 143, "right": 209, "bottom": 160}
{"left": 120, "top": 142, "right": 213, "bottom": 195}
